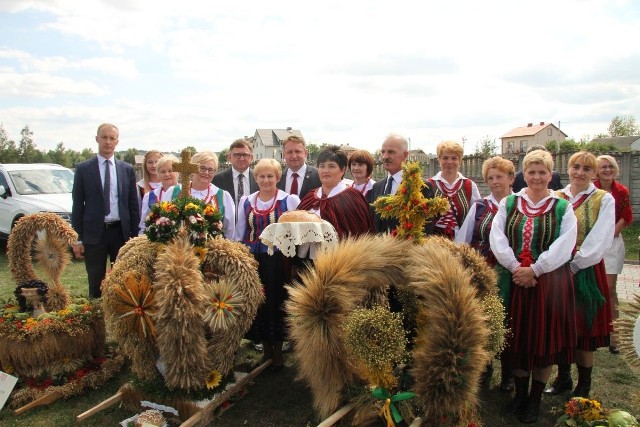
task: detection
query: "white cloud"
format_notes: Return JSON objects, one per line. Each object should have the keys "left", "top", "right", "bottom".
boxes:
{"left": 0, "top": 0, "right": 638, "bottom": 156}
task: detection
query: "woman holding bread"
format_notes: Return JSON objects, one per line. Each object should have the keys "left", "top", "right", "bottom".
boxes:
{"left": 297, "top": 145, "right": 373, "bottom": 238}
{"left": 233, "top": 159, "right": 300, "bottom": 371}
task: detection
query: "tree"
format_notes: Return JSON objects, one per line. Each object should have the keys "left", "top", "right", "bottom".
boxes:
{"left": 608, "top": 115, "right": 639, "bottom": 137}
{"left": 474, "top": 135, "right": 497, "bottom": 157}
{"left": 18, "top": 126, "right": 43, "bottom": 163}
{"left": 0, "top": 124, "right": 20, "bottom": 163}
{"left": 47, "top": 142, "right": 71, "bottom": 167}
{"left": 121, "top": 148, "right": 138, "bottom": 165}
{"left": 218, "top": 148, "right": 228, "bottom": 165}
{"left": 183, "top": 146, "right": 197, "bottom": 157}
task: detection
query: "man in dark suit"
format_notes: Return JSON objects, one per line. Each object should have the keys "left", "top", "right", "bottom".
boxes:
{"left": 512, "top": 145, "right": 563, "bottom": 192}
{"left": 213, "top": 138, "right": 258, "bottom": 218}
{"left": 71, "top": 123, "right": 140, "bottom": 298}
{"left": 368, "top": 133, "right": 435, "bottom": 235}
{"left": 277, "top": 135, "right": 321, "bottom": 200}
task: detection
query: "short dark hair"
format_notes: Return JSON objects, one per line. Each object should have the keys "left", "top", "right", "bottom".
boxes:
{"left": 317, "top": 145, "right": 347, "bottom": 169}
{"left": 229, "top": 138, "right": 253, "bottom": 152}
{"left": 347, "top": 149, "right": 375, "bottom": 177}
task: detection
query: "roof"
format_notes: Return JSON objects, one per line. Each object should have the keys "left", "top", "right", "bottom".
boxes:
{"left": 590, "top": 135, "right": 640, "bottom": 149}
{"left": 254, "top": 128, "right": 304, "bottom": 147}
{"left": 339, "top": 144, "right": 360, "bottom": 153}
{"left": 501, "top": 122, "right": 567, "bottom": 139}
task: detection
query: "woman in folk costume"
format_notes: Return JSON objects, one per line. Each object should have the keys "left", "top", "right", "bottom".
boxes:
{"left": 138, "top": 155, "right": 180, "bottom": 234}
{"left": 544, "top": 151, "right": 614, "bottom": 399}
{"left": 297, "top": 145, "right": 373, "bottom": 239}
{"left": 347, "top": 149, "right": 376, "bottom": 200}
{"left": 137, "top": 150, "right": 162, "bottom": 206}
{"left": 594, "top": 155, "right": 633, "bottom": 354}
{"left": 455, "top": 155, "right": 515, "bottom": 392}
{"left": 232, "top": 159, "right": 300, "bottom": 370}
{"left": 489, "top": 149, "right": 577, "bottom": 424}
{"left": 428, "top": 140, "right": 480, "bottom": 239}
{"left": 190, "top": 151, "right": 235, "bottom": 238}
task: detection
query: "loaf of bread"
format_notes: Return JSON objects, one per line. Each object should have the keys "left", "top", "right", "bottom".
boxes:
{"left": 277, "top": 210, "right": 322, "bottom": 223}
{"left": 135, "top": 409, "right": 165, "bottom": 427}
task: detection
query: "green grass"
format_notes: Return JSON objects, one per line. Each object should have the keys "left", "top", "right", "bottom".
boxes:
{"left": 624, "top": 224, "right": 640, "bottom": 262}
{"left": 1, "top": 232, "right": 640, "bottom": 426}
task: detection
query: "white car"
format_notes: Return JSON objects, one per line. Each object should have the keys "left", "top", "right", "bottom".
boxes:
{"left": 0, "top": 163, "right": 74, "bottom": 238}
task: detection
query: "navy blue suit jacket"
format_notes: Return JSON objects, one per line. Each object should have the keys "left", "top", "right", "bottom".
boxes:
{"left": 71, "top": 157, "right": 139, "bottom": 244}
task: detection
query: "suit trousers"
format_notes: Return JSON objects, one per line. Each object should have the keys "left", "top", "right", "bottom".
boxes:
{"left": 83, "top": 224, "right": 125, "bottom": 298}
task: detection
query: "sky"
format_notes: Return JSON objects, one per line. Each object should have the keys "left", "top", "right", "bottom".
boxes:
{"left": 0, "top": 0, "right": 639, "bottom": 156}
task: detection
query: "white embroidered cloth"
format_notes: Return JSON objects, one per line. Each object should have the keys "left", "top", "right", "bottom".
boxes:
{"left": 259, "top": 221, "right": 339, "bottom": 258}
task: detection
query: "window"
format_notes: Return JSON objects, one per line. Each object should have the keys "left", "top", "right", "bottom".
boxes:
{"left": 508, "top": 141, "right": 514, "bottom": 149}
{"left": 520, "top": 140, "right": 528, "bottom": 152}
{"left": 547, "top": 128, "right": 552, "bottom": 136}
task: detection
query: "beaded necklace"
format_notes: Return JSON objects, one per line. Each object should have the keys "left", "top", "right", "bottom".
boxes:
{"left": 248, "top": 192, "right": 279, "bottom": 242}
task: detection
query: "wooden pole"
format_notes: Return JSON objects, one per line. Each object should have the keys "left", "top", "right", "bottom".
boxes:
{"left": 13, "top": 390, "right": 63, "bottom": 416}
{"left": 179, "top": 359, "right": 272, "bottom": 427}
{"left": 75, "top": 391, "right": 123, "bottom": 422}
{"left": 316, "top": 404, "right": 354, "bottom": 427}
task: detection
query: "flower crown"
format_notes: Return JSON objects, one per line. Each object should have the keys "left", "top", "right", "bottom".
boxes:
{"left": 144, "top": 196, "right": 224, "bottom": 246}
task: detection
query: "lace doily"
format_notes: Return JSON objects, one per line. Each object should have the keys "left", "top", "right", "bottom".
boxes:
{"left": 259, "top": 221, "right": 339, "bottom": 258}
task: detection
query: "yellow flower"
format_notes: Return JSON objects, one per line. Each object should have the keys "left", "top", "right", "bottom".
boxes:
{"left": 205, "top": 370, "right": 222, "bottom": 389}
{"left": 185, "top": 203, "right": 200, "bottom": 211}
{"left": 193, "top": 247, "right": 208, "bottom": 262}
{"left": 57, "top": 308, "right": 72, "bottom": 316}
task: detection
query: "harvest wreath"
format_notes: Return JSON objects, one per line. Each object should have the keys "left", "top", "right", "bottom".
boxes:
{"left": 0, "top": 213, "right": 123, "bottom": 413}
{"left": 92, "top": 153, "right": 264, "bottom": 424}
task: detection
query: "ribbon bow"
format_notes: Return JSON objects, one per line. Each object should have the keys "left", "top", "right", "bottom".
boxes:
{"left": 372, "top": 387, "right": 416, "bottom": 427}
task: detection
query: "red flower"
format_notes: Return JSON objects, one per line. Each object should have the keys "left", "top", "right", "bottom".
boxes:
{"left": 405, "top": 222, "right": 413, "bottom": 229}
{"left": 385, "top": 205, "right": 392, "bottom": 211}
{"left": 400, "top": 187, "right": 407, "bottom": 194}
{"left": 0, "top": 317, "right": 5, "bottom": 323}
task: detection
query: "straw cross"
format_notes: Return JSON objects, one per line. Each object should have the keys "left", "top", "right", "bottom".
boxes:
{"left": 173, "top": 149, "right": 199, "bottom": 198}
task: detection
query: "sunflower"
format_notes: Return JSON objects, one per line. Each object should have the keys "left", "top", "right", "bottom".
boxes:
{"left": 193, "top": 246, "right": 208, "bottom": 263}
{"left": 205, "top": 369, "right": 222, "bottom": 389}
{"left": 202, "top": 280, "right": 244, "bottom": 332}
{"left": 112, "top": 272, "right": 158, "bottom": 339}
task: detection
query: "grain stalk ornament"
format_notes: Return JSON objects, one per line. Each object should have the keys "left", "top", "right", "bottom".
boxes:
{"left": 372, "top": 161, "right": 449, "bottom": 243}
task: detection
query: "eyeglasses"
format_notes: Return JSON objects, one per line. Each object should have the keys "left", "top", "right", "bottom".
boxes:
{"left": 231, "top": 153, "right": 252, "bottom": 159}
{"left": 599, "top": 164, "right": 615, "bottom": 170}
{"left": 199, "top": 166, "right": 216, "bottom": 174}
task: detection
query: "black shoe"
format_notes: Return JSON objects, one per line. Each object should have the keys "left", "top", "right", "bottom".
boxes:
{"left": 499, "top": 377, "right": 515, "bottom": 393}
{"left": 572, "top": 386, "right": 590, "bottom": 398}
{"left": 609, "top": 346, "right": 620, "bottom": 355}
{"left": 544, "top": 377, "right": 573, "bottom": 395}
{"left": 518, "top": 400, "right": 540, "bottom": 424}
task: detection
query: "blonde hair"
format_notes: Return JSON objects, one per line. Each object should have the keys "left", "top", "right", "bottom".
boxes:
{"left": 522, "top": 149, "right": 553, "bottom": 173}
{"left": 191, "top": 151, "right": 219, "bottom": 171}
{"left": 568, "top": 151, "right": 597, "bottom": 170}
{"left": 596, "top": 154, "right": 620, "bottom": 178}
{"left": 437, "top": 140, "right": 464, "bottom": 158}
{"left": 142, "top": 150, "right": 162, "bottom": 183}
{"left": 481, "top": 156, "right": 515, "bottom": 182}
{"left": 253, "top": 159, "right": 282, "bottom": 180}
{"left": 156, "top": 154, "right": 179, "bottom": 171}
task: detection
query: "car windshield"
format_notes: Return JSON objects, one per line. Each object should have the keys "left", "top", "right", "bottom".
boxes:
{"left": 8, "top": 169, "right": 74, "bottom": 195}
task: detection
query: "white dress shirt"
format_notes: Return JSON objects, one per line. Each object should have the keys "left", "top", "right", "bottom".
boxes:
{"left": 97, "top": 154, "right": 119, "bottom": 222}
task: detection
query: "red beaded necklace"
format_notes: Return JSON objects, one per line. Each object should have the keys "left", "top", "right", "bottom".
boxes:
{"left": 252, "top": 191, "right": 279, "bottom": 214}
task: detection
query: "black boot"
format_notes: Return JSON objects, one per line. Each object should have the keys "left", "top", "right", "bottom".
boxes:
{"left": 499, "top": 356, "right": 514, "bottom": 392}
{"left": 573, "top": 365, "right": 592, "bottom": 397}
{"left": 519, "top": 379, "right": 545, "bottom": 424}
{"left": 504, "top": 375, "right": 529, "bottom": 415}
{"left": 544, "top": 364, "right": 573, "bottom": 395}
